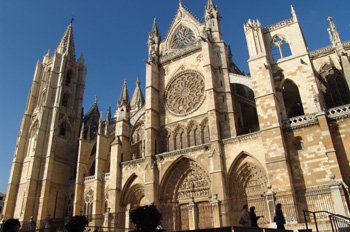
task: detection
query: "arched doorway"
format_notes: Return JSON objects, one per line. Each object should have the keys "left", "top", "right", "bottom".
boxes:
{"left": 228, "top": 154, "right": 269, "bottom": 226}
{"left": 159, "top": 157, "right": 212, "bottom": 230}
{"left": 120, "top": 175, "right": 145, "bottom": 228}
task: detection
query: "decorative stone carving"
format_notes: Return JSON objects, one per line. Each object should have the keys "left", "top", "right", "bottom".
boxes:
{"left": 84, "top": 188, "right": 94, "bottom": 203}
{"left": 171, "top": 26, "right": 196, "bottom": 49}
{"left": 231, "top": 162, "right": 268, "bottom": 197}
{"left": 165, "top": 70, "right": 205, "bottom": 116}
{"left": 164, "top": 159, "right": 211, "bottom": 200}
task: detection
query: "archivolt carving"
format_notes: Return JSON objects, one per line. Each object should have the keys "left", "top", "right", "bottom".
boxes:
{"left": 163, "top": 159, "right": 211, "bottom": 200}
{"left": 165, "top": 70, "right": 205, "bottom": 116}
{"left": 230, "top": 162, "right": 267, "bottom": 197}
{"left": 123, "top": 184, "right": 145, "bottom": 205}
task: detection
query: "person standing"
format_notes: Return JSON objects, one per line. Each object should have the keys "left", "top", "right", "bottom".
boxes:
{"left": 241, "top": 204, "right": 251, "bottom": 227}
{"left": 275, "top": 203, "right": 286, "bottom": 230}
{"left": 250, "top": 206, "right": 263, "bottom": 227}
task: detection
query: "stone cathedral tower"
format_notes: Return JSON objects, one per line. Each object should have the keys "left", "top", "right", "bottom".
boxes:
{"left": 4, "top": 1, "right": 350, "bottom": 231}
{"left": 3, "top": 23, "right": 86, "bottom": 226}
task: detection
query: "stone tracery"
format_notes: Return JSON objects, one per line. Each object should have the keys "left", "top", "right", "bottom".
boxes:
{"left": 165, "top": 70, "right": 205, "bottom": 116}
{"left": 171, "top": 25, "right": 196, "bottom": 49}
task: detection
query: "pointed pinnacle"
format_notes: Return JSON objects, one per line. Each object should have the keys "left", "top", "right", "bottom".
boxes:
{"left": 56, "top": 23, "right": 76, "bottom": 60}
{"left": 136, "top": 76, "right": 140, "bottom": 86}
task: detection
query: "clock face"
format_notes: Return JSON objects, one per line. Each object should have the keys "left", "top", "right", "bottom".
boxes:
{"left": 165, "top": 70, "right": 205, "bottom": 116}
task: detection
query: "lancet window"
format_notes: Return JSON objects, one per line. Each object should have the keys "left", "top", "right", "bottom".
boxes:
{"left": 271, "top": 36, "right": 292, "bottom": 61}
{"left": 318, "top": 64, "right": 350, "bottom": 108}
{"left": 62, "top": 93, "right": 70, "bottom": 107}
{"left": 59, "top": 122, "right": 67, "bottom": 137}
{"left": 65, "top": 70, "right": 72, "bottom": 86}
{"left": 282, "top": 80, "right": 304, "bottom": 118}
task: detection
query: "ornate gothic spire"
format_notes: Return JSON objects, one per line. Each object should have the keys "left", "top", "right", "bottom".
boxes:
{"left": 117, "top": 79, "right": 130, "bottom": 108}
{"left": 130, "top": 76, "right": 145, "bottom": 113}
{"left": 151, "top": 18, "right": 161, "bottom": 38}
{"left": 205, "top": 0, "right": 215, "bottom": 11}
{"left": 328, "top": 17, "right": 344, "bottom": 55}
{"left": 55, "top": 22, "right": 76, "bottom": 61}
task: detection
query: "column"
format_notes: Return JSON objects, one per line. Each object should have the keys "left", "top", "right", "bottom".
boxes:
{"left": 211, "top": 193, "right": 222, "bottom": 227}
{"left": 188, "top": 198, "right": 198, "bottom": 230}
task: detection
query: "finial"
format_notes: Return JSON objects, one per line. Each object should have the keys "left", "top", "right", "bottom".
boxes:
{"left": 124, "top": 79, "right": 127, "bottom": 85}
{"left": 70, "top": 17, "right": 74, "bottom": 25}
{"left": 179, "top": 0, "right": 183, "bottom": 7}
{"left": 95, "top": 95, "right": 97, "bottom": 104}
{"left": 153, "top": 18, "right": 156, "bottom": 24}
{"left": 136, "top": 75, "right": 140, "bottom": 86}
{"left": 290, "top": 5, "right": 297, "bottom": 21}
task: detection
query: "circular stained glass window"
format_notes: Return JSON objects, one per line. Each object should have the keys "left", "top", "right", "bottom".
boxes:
{"left": 165, "top": 70, "right": 205, "bottom": 116}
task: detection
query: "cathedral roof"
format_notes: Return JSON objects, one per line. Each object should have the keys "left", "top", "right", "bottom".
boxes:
{"left": 55, "top": 22, "right": 76, "bottom": 61}
{"left": 130, "top": 76, "right": 145, "bottom": 111}
{"left": 84, "top": 96, "right": 100, "bottom": 124}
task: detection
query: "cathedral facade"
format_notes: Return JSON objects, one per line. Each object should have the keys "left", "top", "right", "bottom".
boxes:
{"left": 3, "top": 1, "right": 350, "bottom": 230}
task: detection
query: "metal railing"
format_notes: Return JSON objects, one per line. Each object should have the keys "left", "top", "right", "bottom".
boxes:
{"left": 303, "top": 210, "right": 350, "bottom": 232}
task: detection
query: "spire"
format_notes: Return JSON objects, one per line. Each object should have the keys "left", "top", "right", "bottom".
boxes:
{"left": 98, "top": 111, "right": 103, "bottom": 134}
{"left": 291, "top": 5, "right": 298, "bottom": 21}
{"left": 328, "top": 17, "right": 344, "bottom": 54}
{"left": 150, "top": 18, "right": 160, "bottom": 38}
{"left": 130, "top": 76, "right": 145, "bottom": 114}
{"left": 106, "top": 107, "right": 111, "bottom": 120}
{"left": 105, "top": 107, "right": 111, "bottom": 136}
{"left": 205, "top": 0, "right": 215, "bottom": 10}
{"left": 228, "top": 44, "right": 233, "bottom": 60}
{"left": 55, "top": 22, "right": 76, "bottom": 60}
{"left": 117, "top": 79, "right": 130, "bottom": 108}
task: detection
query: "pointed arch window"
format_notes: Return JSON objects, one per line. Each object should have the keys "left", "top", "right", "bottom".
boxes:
{"left": 90, "top": 143, "right": 97, "bottom": 157}
{"left": 62, "top": 93, "right": 70, "bottom": 107}
{"left": 171, "top": 26, "right": 196, "bottom": 49}
{"left": 318, "top": 64, "right": 350, "bottom": 108}
{"left": 282, "top": 80, "right": 304, "bottom": 118}
{"left": 65, "top": 70, "right": 72, "bottom": 86}
{"left": 89, "top": 161, "right": 95, "bottom": 176}
{"left": 59, "top": 122, "right": 67, "bottom": 137}
{"left": 271, "top": 36, "right": 292, "bottom": 61}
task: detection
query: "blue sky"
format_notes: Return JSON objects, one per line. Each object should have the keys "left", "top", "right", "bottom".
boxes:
{"left": 0, "top": 0, "right": 349, "bottom": 194}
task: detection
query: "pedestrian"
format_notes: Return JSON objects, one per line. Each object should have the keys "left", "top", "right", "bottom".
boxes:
{"left": 239, "top": 204, "right": 251, "bottom": 227}
{"left": 3, "top": 218, "right": 21, "bottom": 232}
{"left": 250, "top": 206, "right": 263, "bottom": 227}
{"left": 274, "top": 203, "right": 286, "bottom": 230}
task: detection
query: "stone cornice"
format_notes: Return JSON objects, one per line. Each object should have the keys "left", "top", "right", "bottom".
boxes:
{"left": 263, "top": 18, "right": 295, "bottom": 33}
{"left": 156, "top": 143, "right": 211, "bottom": 159}
{"left": 222, "top": 131, "right": 261, "bottom": 145}
{"left": 159, "top": 40, "right": 201, "bottom": 64}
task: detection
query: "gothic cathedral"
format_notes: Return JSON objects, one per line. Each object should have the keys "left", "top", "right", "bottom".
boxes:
{"left": 4, "top": 1, "right": 350, "bottom": 231}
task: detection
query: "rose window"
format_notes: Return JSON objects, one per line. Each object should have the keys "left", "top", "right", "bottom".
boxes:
{"left": 171, "top": 26, "right": 196, "bottom": 49}
{"left": 165, "top": 70, "right": 205, "bottom": 116}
